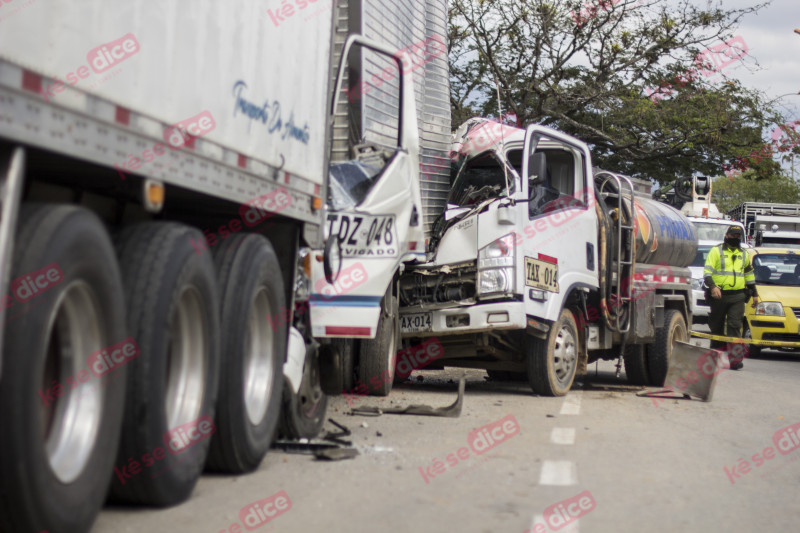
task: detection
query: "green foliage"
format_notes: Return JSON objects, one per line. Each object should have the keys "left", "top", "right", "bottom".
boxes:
{"left": 712, "top": 171, "right": 800, "bottom": 213}
{"left": 449, "top": 0, "right": 785, "bottom": 184}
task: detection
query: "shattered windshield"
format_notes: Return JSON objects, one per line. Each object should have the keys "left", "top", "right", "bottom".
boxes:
{"left": 447, "top": 151, "right": 517, "bottom": 207}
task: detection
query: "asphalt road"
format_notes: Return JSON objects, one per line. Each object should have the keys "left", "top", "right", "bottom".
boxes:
{"left": 92, "top": 334, "right": 800, "bottom": 533}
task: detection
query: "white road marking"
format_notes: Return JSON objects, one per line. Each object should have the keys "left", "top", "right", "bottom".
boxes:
{"left": 539, "top": 460, "right": 578, "bottom": 486}
{"left": 550, "top": 427, "right": 576, "bottom": 445}
{"left": 560, "top": 392, "right": 582, "bottom": 415}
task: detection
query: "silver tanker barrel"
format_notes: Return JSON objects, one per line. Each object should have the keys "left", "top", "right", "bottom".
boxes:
{"left": 632, "top": 196, "right": 697, "bottom": 268}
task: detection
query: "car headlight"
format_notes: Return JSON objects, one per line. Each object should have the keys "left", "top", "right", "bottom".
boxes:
{"left": 691, "top": 278, "right": 702, "bottom": 291}
{"left": 478, "top": 234, "right": 516, "bottom": 296}
{"left": 755, "top": 301, "right": 785, "bottom": 317}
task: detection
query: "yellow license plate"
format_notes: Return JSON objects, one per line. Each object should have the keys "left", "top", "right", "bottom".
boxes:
{"left": 525, "top": 257, "right": 559, "bottom": 293}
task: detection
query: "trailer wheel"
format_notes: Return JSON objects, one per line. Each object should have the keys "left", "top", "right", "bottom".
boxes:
{"left": 527, "top": 308, "right": 579, "bottom": 396}
{"left": 0, "top": 205, "right": 127, "bottom": 533}
{"left": 623, "top": 344, "right": 650, "bottom": 386}
{"left": 357, "top": 289, "right": 399, "bottom": 396}
{"left": 280, "top": 343, "right": 328, "bottom": 439}
{"left": 647, "top": 309, "right": 687, "bottom": 386}
{"left": 206, "top": 234, "right": 284, "bottom": 473}
{"left": 111, "top": 223, "right": 220, "bottom": 505}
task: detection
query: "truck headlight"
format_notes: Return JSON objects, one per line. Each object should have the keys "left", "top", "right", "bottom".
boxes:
{"left": 478, "top": 234, "right": 516, "bottom": 296}
{"left": 691, "top": 278, "right": 703, "bottom": 291}
{"left": 295, "top": 248, "right": 312, "bottom": 301}
{"left": 755, "top": 301, "right": 785, "bottom": 317}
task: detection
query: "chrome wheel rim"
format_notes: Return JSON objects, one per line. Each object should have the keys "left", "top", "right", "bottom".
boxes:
{"left": 165, "top": 288, "right": 206, "bottom": 429}
{"left": 244, "top": 288, "right": 274, "bottom": 425}
{"left": 41, "top": 281, "right": 105, "bottom": 484}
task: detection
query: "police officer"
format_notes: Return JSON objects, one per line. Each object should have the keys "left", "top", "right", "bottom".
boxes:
{"left": 703, "top": 225, "right": 758, "bottom": 370}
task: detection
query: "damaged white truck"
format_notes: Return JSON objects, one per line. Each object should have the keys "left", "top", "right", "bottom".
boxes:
{"left": 316, "top": 116, "right": 699, "bottom": 397}
{"left": 398, "top": 120, "right": 698, "bottom": 395}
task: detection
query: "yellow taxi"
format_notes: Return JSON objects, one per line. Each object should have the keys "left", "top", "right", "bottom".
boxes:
{"left": 743, "top": 248, "right": 800, "bottom": 355}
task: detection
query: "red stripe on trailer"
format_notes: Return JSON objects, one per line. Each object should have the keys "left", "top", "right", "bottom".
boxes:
{"left": 326, "top": 326, "right": 371, "bottom": 337}
{"left": 21, "top": 70, "right": 41, "bottom": 93}
{"left": 115, "top": 107, "right": 130, "bottom": 126}
{"left": 284, "top": 172, "right": 291, "bottom": 184}
{"left": 237, "top": 154, "right": 247, "bottom": 168}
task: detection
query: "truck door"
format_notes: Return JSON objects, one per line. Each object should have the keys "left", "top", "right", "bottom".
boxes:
{"left": 520, "top": 126, "right": 599, "bottom": 322}
{"left": 310, "top": 36, "right": 425, "bottom": 338}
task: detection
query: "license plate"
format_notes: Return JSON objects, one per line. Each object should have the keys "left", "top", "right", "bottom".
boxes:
{"left": 401, "top": 313, "right": 432, "bottom": 333}
{"left": 326, "top": 213, "right": 398, "bottom": 258}
{"left": 525, "top": 257, "right": 559, "bottom": 293}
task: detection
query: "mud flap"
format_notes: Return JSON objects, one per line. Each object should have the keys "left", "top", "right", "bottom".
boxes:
{"left": 644, "top": 341, "right": 722, "bottom": 402}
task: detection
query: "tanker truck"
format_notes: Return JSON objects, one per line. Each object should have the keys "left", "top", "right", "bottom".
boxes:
{"left": 393, "top": 119, "right": 697, "bottom": 395}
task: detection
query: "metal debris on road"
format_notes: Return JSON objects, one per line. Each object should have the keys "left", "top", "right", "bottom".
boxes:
{"left": 349, "top": 378, "right": 465, "bottom": 418}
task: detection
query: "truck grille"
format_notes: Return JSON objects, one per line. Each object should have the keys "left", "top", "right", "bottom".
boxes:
{"left": 399, "top": 262, "right": 477, "bottom": 306}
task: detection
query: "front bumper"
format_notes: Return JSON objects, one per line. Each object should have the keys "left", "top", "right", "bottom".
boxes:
{"left": 399, "top": 301, "right": 527, "bottom": 338}
{"left": 747, "top": 305, "right": 800, "bottom": 344}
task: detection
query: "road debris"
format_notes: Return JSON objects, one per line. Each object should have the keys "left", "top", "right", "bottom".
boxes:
{"left": 349, "top": 378, "right": 465, "bottom": 418}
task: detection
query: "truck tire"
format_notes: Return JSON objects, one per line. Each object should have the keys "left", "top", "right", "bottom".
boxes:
{"left": 111, "top": 223, "right": 220, "bottom": 505}
{"left": 623, "top": 344, "right": 650, "bottom": 386}
{"left": 280, "top": 343, "right": 328, "bottom": 439}
{"left": 206, "top": 234, "right": 284, "bottom": 473}
{"left": 357, "top": 289, "right": 399, "bottom": 396}
{"left": 647, "top": 309, "right": 687, "bottom": 386}
{"left": 527, "top": 308, "right": 579, "bottom": 396}
{"left": 320, "top": 338, "right": 355, "bottom": 395}
{"left": 0, "top": 205, "right": 127, "bottom": 533}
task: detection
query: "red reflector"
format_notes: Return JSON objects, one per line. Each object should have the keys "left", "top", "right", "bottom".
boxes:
{"left": 237, "top": 154, "right": 247, "bottom": 168}
{"left": 115, "top": 107, "right": 130, "bottom": 126}
{"left": 22, "top": 70, "right": 41, "bottom": 93}
{"left": 325, "top": 326, "right": 371, "bottom": 337}
{"left": 284, "top": 172, "right": 291, "bottom": 184}
{"left": 538, "top": 253, "right": 558, "bottom": 264}
{"left": 409, "top": 241, "right": 417, "bottom": 251}
{"left": 314, "top": 184, "right": 321, "bottom": 195}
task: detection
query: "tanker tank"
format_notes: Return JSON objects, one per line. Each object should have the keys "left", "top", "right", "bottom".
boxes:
{"left": 632, "top": 195, "right": 697, "bottom": 268}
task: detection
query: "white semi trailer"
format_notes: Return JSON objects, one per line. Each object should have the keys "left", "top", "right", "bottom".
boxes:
{"left": 0, "top": 1, "right": 447, "bottom": 531}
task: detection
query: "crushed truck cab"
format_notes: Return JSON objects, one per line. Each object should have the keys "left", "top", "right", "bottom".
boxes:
{"left": 398, "top": 120, "right": 697, "bottom": 395}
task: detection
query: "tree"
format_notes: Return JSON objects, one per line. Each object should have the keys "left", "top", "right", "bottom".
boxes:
{"left": 449, "top": 0, "right": 785, "bottom": 184}
{"left": 711, "top": 171, "right": 800, "bottom": 213}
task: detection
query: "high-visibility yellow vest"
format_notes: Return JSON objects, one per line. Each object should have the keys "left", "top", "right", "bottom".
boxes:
{"left": 703, "top": 244, "right": 755, "bottom": 290}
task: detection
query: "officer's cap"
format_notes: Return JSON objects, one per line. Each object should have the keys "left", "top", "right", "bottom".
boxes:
{"left": 726, "top": 225, "right": 744, "bottom": 237}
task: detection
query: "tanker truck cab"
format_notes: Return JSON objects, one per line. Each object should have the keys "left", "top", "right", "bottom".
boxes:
{"left": 399, "top": 122, "right": 696, "bottom": 396}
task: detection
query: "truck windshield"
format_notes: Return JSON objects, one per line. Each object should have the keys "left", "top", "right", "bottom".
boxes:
{"left": 693, "top": 221, "right": 733, "bottom": 241}
{"left": 691, "top": 245, "right": 712, "bottom": 267}
{"left": 448, "top": 152, "right": 516, "bottom": 207}
{"left": 754, "top": 254, "right": 800, "bottom": 286}
{"left": 760, "top": 238, "right": 800, "bottom": 249}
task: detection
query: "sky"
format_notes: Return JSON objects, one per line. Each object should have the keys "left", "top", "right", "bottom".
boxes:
{"left": 720, "top": 0, "right": 800, "bottom": 122}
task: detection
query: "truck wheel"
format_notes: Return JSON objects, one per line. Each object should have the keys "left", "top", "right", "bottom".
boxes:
{"left": 647, "top": 309, "right": 687, "bottom": 386}
{"left": 743, "top": 321, "right": 761, "bottom": 358}
{"left": 111, "top": 223, "right": 220, "bottom": 505}
{"left": 527, "top": 308, "right": 579, "bottom": 396}
{"left": 320, "top": 338, "right": 355, "bottom": 395}
{"left": 623, "top": 344, "right": 650, "bottom": 386}
{"left": 357, "top": 289, "right": 399, "bottom": 396}
{"left": 206, "top": 234, "right": 284, "bottom": 473}
{"left": 280, "top": 344, "right": 328, "bottom": 439}
{"left": 0, "top": 205, "right": 127, "bottom": 533}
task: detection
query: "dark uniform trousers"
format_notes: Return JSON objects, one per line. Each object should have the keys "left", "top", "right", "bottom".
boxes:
{"left": 708, "top": 289, "right": 747, "bottom": 351}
